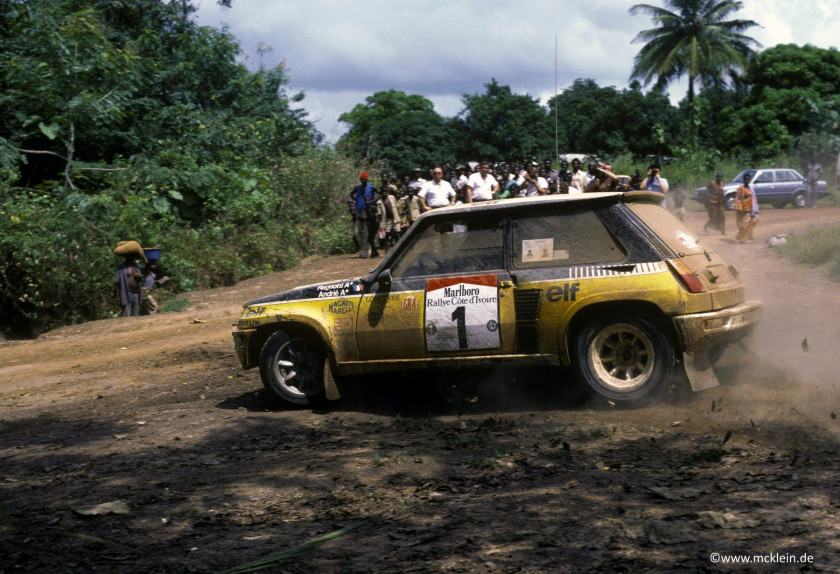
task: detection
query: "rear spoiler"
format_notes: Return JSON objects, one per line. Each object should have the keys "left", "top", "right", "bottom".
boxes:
{"left": 621, "top": 190, "right": 668, "bottom": 204}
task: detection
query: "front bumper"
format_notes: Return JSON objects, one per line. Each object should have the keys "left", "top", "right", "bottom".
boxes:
{"left": 673, "top": 300, "right": 762, "bottom": 354}
{"left": 232, "top": 329, "right": 255, "bottom": 369}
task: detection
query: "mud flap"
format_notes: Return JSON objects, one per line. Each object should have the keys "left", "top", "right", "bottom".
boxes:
{"left": 324, "top": 358, "right": 342, "bottom": 401}
{"left": 682, "top": 351, "right": 720, "bottom": 392}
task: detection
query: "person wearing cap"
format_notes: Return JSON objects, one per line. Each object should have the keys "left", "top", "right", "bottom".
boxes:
{"left": 349, "top": 171, "right": 377, "bottom": 258}
{"left": 466, "top": 161, "right": 499, "bottom": 202}
{"left": 704, "top": 172, "right": 726, "bottom": 234}
{"left": 419, "top": 167, "right": 456, "bottom": 210}
{"left": 517, "top": 162, "right": 548, "bottom": 197}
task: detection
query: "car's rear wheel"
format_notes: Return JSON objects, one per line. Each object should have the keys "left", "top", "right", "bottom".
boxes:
{"left": 575, "top": 315, "right": 674, "bottom": 402}
{"left": 793, "top": 192, "right": 807, "bottom": 208}
{"left": 259, "top": 330, "right": 326, "bottom": 406}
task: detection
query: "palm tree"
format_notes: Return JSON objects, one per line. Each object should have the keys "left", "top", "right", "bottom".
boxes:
{"left": 629, "top": 0, "right": 761, "bottom": 108}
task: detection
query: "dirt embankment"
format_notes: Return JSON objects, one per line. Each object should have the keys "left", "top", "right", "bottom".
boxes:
{"left": 2, "top": 207, "right": 840, "bottom": 573}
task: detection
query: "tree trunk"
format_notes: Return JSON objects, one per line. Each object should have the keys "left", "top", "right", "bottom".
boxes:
{"left": 63, "top": 121, "right": 75, "bottom": 198}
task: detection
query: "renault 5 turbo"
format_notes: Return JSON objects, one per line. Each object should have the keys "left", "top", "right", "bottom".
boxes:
{"left": 233, "top": 191, "right": 761, "bottom": 407}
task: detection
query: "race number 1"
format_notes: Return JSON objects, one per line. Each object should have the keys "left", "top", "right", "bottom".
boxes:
{"left": 425, "top": 275, "right": 500, "bottom": 352}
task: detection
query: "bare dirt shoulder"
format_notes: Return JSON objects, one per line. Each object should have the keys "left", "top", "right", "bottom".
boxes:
{"left": 2, "top": 207, "right": 840, "bottom": 573}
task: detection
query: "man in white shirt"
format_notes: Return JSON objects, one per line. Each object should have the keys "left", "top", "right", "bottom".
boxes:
{"left": 569, "top": 158, "right": 587, "bottom": 193}
{"left": 517, "top": 163, "right": 548, "bottom": 197}
{"left": 419, "top": 168, "right": 456, "bottom": 210}
{"left": 466, "top": 161, "right": 499, "bottom": 202}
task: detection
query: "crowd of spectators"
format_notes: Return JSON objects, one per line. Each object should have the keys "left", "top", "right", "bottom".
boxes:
{"left": 349, "top": 157, "right": 669, "bottom": 257}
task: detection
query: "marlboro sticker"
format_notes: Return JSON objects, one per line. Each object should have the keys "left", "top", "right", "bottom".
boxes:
{"left": 425, "top": 274, "right": 500, "bottom": 352}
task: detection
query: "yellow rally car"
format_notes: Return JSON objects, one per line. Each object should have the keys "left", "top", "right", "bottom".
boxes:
{"left": 233, "top": 191, "right": 761, "bottom": 406}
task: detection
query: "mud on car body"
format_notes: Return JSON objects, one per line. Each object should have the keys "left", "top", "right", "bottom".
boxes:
{"left": 233, "top": 191, "right": 761, "bottom": 406}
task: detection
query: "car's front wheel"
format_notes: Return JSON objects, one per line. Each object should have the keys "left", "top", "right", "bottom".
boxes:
{"left": 259, "top": 330, "right": 327, "bottom": 406}
{"left": 575, "top": 315, "right": 674, "bottom": 402}
{"left": 793, "top": 192, "right": 807, "bottom": 208}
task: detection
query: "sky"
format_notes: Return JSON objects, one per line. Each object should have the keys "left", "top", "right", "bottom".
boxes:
{"left": 195, "top": 0, "right": 838, "bottom": 144}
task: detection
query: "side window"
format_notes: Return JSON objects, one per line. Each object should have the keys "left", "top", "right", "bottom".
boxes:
{"left": 776, "top": 170, "right": 796, "bottom": 183}
{"left": 753, "top": 171, "right": 774, "bottom": 183}
{"left": 512, "top": 210, "right": 625, "bottom": 269}
{"left": 391, "top": 217, "right": 504, "bottom": 278}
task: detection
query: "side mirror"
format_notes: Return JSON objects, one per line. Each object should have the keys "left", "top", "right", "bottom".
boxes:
{"left": 377, "top": 269, "right": 393, "bottom": 287}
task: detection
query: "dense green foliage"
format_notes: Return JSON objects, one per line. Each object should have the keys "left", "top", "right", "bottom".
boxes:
{"left": 449, "top": 80, "right": 553, "bottom": 161}
{"left": 721, "top": 44, "right": 840, "bottom": 159}
{"left": 337, "top": 90, "right": 448, "bottom": 174}
{"left": 0, "top": 0, "right": 355, "bottom": 337}
{"left": 548, "top": 79, "right": 679, "bottom": 158}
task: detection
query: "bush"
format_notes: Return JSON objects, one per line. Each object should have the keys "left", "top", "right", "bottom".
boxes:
{"left": 0, "top": 149, "right": 362, "bottom": 338}
{"left": 0, "top": 192, "right": 116, "bottom": 336}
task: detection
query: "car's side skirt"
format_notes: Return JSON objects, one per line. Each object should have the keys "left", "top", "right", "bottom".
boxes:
{"left": 338, "top": 354, "right": 562, "bottom": 375}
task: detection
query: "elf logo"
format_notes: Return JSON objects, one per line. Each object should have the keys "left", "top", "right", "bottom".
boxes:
{"left": 546, "top": 283, "right": 580, "bottom": 303}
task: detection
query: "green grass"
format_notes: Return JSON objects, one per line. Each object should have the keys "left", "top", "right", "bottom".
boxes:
{"left": 778, "top": 223, "right": 840, "bottom": 278}
{"left": 159, "top": 297, "right": 192, "bottom": 313}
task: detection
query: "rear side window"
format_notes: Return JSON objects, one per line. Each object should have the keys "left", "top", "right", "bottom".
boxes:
{"left": 511, "top": 210, "right": 625, "bottom": 269}
{"left": 628, "top": 203, "right": 704, "bottom": 256}
{"left": 776, "top": 170, "right": 798, "bottom": 182}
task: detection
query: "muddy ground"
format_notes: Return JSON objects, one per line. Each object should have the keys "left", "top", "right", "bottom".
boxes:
{"left": 2, "top": 206, "right": 840, "bottom": 573}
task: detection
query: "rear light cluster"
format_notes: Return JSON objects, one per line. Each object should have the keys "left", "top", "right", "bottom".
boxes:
{"left": 666, "top": 259, "right": 705, "bottom": 293}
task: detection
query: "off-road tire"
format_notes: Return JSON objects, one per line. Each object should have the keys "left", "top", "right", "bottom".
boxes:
{"left": 259, "top": 330, "right": 327, "bottom": 407}
{"left": 575, "top": 315, "right": 674, "bottom": 402}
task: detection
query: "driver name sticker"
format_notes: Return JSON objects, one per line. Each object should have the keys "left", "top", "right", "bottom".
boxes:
{"left": 522, "top": 238, "right": 554, "bottom": 262}
{"left": 425, "top": 274, "right": 500, "bottom": 352}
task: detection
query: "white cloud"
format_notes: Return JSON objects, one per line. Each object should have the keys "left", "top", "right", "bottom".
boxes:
{"left": 196, "top": 0, "right": 839, "bottom": 143}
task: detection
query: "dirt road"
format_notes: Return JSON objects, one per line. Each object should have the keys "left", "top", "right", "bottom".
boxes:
{"left": 2, "top": 206, "right": 840, "bottom": 573}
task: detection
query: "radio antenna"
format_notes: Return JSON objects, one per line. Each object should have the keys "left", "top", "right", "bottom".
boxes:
{"left": 554, "top": 35, "right": 559, "bottom": 167}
